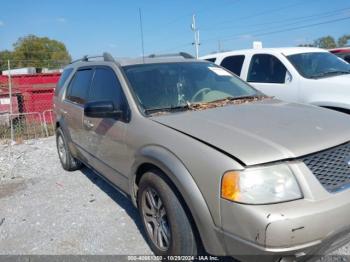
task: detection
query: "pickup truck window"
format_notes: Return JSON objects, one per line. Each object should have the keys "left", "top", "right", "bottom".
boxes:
{"left": 288, "top": 52, "right": 350, "bottom": 79}
{"left": 205, "top": 58, "right": 216, "bottom": 63}
{"left": 220, "top": 55, "right": 245, "bottom": 76}
{"left": 247, "top": 54, "right": 287, "bottom": 84}
{"left": 66, "top": 69, "right": 93, "bottom": 105}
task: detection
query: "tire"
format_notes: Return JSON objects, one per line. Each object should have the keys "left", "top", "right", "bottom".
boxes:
{"left": 137, "top": 170, "right": 198, "bottom": 256}
{"left": 56, "top": 127, "right": 83, "bottom": 171}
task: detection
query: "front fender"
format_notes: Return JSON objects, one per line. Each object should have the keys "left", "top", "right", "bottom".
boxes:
{"left": 129, "top": 145, "right": 226, "bottom": 255}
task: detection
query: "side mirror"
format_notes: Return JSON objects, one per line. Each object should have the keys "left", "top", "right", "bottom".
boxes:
{"left": 84, "top": 101, "right": 123, "bottom": 119}
{"left": 285, "top": 71, "right": 293, "bottom": 83}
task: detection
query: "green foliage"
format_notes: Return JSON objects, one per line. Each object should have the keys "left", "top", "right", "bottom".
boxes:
{"left": 337, "top": 34, "right": 350, "bottom": 47}
{"left": 0, "top": 50, "right": 13, "bottom": 71}
{"left": 298, "top": 43, "right": 315, "bottom": 47}
{"left": 314, "top": 36, "right": 337, "bottom": 49}
{"left": 0, "top": 35, "right": 71, "bottom": 71}
{"left": 298, "top": 34, "right": 350, "bottom": 49}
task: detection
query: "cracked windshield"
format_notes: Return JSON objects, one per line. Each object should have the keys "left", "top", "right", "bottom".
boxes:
{"left": 123, "top": 62, "right": 267, "bottom": 114}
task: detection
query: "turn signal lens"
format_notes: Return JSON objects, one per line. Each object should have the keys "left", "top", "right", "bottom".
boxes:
{"left": 221, "top": 171, "right": 240, "bottom": 201}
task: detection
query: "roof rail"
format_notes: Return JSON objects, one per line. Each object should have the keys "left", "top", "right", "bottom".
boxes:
{"left": 70, "top": 52, "right": 116, "bottom": 64}
{"left": 148, "top": 52, "right": 194, "bottom": 59}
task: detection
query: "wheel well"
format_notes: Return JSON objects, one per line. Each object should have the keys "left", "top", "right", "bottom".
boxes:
{"left": 135, "top": 162, "right": 205, "bottom": 253}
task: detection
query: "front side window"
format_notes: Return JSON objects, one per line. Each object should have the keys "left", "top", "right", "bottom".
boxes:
{"left": 220, "top": 55, "right": 245, "bottom": 76}
{"left": 287, "top": 52, "right": 350, "bottom": 79}
{"left": 247, "top": 54, "right": 287, "bottom": 84}
{"left": 66, "top": 69, "right": 93, "bottom": 104}
{"left": 88, "top": 67, "right": 127, "bottom": 112}
{"left": 123, "top": 62, "right": 260, "bottom": 113}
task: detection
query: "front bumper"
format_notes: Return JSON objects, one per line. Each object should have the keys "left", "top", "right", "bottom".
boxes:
{"left": 219, "top": 162, "right": 350, "bottom": 261}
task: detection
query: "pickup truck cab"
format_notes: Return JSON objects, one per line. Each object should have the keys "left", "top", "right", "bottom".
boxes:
{"left": 201, "top": 47, "right": 350, "bottom": 114}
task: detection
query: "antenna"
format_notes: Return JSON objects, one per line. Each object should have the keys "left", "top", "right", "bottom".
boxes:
{"left": 191, "top": 14, "right": 200, "bottom": 59}
{"left": 139, "top": 8, "right": 145, "bottom": 63}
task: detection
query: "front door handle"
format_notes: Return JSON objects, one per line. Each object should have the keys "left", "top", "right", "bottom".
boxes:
{"left": 83, "top": 119, "right": 94, "bottom": 129}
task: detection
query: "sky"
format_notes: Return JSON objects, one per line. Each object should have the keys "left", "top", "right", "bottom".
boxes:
{"left": 0, "top": 0, "right": 349, "bottom": 60}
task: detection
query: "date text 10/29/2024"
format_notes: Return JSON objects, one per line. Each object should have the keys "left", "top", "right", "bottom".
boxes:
{"left": 128, "top": 256, "right": 220, "bottom": 261}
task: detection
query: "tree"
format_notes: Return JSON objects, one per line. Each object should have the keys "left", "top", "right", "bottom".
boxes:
{"left": 314, "top": 36, "right": 337, "bottom": 49}
{"left": 0, "top": 50, "right": 13, "bottom": 71}
{"left": 11, "top": 35, "right": 71, "bottom": 69}
{"left": 298, "top": 43, "right": 315, "bottom": 47}
{"left": 337, "top": 34, "right": 350, "bottom": 47}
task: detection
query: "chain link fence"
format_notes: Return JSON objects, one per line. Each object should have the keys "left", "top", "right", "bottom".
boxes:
{"left": 0, "top": 62, "right": 62, "bottom": 179}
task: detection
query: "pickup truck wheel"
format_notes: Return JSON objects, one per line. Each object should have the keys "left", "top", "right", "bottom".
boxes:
{"left": 138, "top": 170, "right": 198, "bottom": 256}
{"left": 56, "top": 128, "right": 82, "bottom": 171}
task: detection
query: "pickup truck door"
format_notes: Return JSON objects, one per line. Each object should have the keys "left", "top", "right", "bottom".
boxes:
{"left": 243, "top": 53, "right": 299, "bottom": 102}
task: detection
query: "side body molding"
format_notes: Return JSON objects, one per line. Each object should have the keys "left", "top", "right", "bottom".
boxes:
{"left": 129, "top": 145, "right": 226, "bottom": 255}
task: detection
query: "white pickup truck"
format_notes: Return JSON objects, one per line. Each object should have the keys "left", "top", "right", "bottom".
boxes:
{"left": 201, "top": 47, "right": 350, "bottom": 114}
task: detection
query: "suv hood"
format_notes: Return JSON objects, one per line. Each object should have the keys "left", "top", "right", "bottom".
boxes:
{"left": 152, "top": 99, "right": 350, "bottom": 166}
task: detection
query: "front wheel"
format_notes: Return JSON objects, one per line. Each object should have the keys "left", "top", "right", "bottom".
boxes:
{"left": 137, "top": 170, "right": 198, "bottom": 256}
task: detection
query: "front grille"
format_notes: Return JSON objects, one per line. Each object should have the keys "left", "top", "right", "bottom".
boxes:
{"left": 302, "top": 142, "right": 350, "bottom": 192}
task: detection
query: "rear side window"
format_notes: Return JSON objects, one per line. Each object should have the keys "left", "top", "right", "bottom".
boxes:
{"left": 66, "top": 69, "right": 93, "bottom": 104}
{"left": 220, "top": 55, "right": 245, "bottom": 76}
{"left": 205, "top": 58, "right": 216, "bottom": 63}
{"left": 88, "top": 67, "right": 128, "bottom": 112}
{"left": 55, "top": 68, "right": 73, "bottom": 96}
{"left": 247, "top": 54, "right": 287, "bottom": 84}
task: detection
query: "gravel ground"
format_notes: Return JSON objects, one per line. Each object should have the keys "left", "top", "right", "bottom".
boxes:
{"left": 0, "top": 137, "right": 349, "bottom": 261}
{"left": 0, "top": 137, "right": 151, "bottom": 255}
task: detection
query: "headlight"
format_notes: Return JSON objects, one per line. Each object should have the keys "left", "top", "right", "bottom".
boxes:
{"left": 221, "top": 164, "right": 302, "bottom": 204}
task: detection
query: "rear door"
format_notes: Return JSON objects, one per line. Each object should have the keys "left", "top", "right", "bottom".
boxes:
{"left": 61, "top": 67, "right": 93, "bottom": 160}
{"left": 81, "top": 66, "right": 130, "bottom": 190}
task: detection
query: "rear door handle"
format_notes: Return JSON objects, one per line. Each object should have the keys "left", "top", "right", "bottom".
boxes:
{"left": 83, "top": 119, "right": 94, "bottom": 129}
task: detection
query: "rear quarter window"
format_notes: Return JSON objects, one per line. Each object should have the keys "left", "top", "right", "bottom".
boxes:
{"left": 220, "top": 55, "right": 245, "bottom": 76}
{"left": 55, "top": 68, "right": 73, "bottom": 96}
{"left": 205, "top": 58, "right": 216, "bottom": 63}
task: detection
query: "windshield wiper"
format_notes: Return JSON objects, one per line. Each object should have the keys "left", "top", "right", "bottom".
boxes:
{"left": 187, "top": 94, "right": 269, "bottom": 108}
{"left": 144, "top": 104, "right": 190, "bottom": 115}
{"left": 310, "top": 70, "right": 350, "bottom": 79}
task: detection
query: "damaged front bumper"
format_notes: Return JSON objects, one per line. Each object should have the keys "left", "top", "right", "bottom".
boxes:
{"left": 219, "top": 163, "right": 350, "bottom": 261}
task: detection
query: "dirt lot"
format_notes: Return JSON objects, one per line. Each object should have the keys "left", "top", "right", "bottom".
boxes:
{"left": 0, "top": 137, "right": 150, "bottom": 255}
{"left": 0, "top": 137, "right": 349, "bottom": 261}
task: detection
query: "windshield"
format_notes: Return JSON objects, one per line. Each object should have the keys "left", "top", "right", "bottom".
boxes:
{"left": 123, "top": 62, "right": 261, "bottom": 114}
{"left": 287, "top": 52, "right": 350, "bottom": 79}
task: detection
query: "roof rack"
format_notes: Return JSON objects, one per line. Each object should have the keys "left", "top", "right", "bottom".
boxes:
{"left": 70, "top": 52, "right": 116, "bottom": 64}
{"left": 148, "top": 52, "right": 194, "bottom": 59}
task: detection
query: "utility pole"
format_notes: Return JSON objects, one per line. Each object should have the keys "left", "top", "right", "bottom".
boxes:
{"left": 7, "top": 60, "right": 14, "bottom": 143}
{"left": 191, "top": 14, "right": 200, "bottom": 59}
